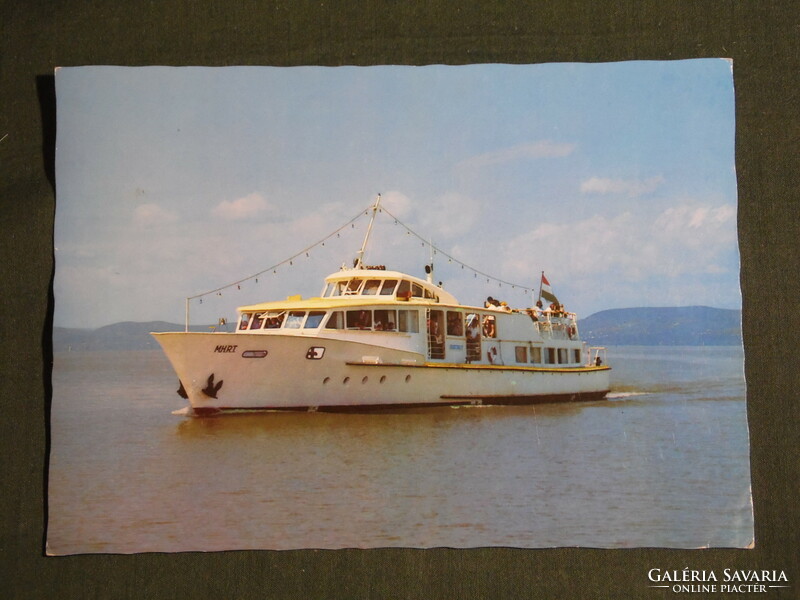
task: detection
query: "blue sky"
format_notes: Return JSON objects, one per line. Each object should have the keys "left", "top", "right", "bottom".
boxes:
{"left": 54, "top": 61, "right": 739, "bottom": 328}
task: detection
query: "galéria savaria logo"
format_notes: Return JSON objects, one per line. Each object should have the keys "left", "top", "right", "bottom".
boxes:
{"left": 647, "top": 568, "right": 790, "bottom": 594}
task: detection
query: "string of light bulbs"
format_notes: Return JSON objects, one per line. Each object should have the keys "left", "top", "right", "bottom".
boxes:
{"left": 378, "top": 206, "right": 534, "bottom": 295}
{"left": 188, "top": 200, "right": 539, "bottom": 308}
{"left": 188, "top": 203, "right": 372, "bottom": 303}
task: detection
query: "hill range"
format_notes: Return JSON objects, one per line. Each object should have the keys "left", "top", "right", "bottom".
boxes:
{"left": 52, "top": 306, "right": 741, "bottom": 352}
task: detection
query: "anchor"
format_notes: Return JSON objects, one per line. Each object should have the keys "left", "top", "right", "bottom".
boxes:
{"left": 201, "top": 373, "right": 224, "bottom": 399}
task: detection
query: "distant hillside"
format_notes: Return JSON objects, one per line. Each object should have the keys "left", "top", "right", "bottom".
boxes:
{"left": 52, "top": 321, "right": 225, "bottom": 352}
{"left": 578, "top": 306, "right": 742, "bottom": 346}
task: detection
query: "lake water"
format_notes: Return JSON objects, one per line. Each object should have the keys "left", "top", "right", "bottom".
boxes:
{"left": 47, "top": 346, "right": 753, "bottom": 554}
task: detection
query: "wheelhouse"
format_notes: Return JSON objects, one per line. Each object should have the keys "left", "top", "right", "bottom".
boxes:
{"left": 319, "top": 269, "right": 458, "bottom": 305}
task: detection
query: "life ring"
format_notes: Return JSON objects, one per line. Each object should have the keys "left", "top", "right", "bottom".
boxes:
{"left": 487, "top": 346, "right": 499, "bottom": 364}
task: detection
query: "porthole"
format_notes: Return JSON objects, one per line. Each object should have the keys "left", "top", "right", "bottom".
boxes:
{"left": 362, "top": 376, "right": 368, "bottom": 384}
{"left": 322, "top": 377, "right": 331, "bottom": 384}
{"left": 380, "top": 375, "right": 387, "bottom": 383}
{"left": 343, "top": 377, "right": 350, "bottom": 384}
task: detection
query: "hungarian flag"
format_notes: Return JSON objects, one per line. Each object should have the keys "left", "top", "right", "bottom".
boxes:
{"left": 540, "top": 273, "right": 559, "bottom": 305}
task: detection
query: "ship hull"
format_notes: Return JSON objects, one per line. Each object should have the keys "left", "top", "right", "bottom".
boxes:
{"left": 153, "top": 332, "right": 611, "bottom": 415}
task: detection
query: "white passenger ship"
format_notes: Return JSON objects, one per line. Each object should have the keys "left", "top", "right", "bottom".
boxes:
{"left": 153, "top": 198, "right": 610, "bottom": 415}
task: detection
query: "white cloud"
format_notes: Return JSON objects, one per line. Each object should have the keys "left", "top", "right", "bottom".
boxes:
{"left": 502, "top": 202, "right": 738, "bottom": 285}
{"left": 133, "top": 203, "right": 179, "bottom": 226}
{"left": 379, "top": 190, "right": 413, "bottom": 219}
{"left": 417, "top": 192, "right": 482, "bottom": 240}
{"left": 580, "top": 176, "right": 665, "bottom": 197}
{"left": 212, "top": 192, "right": 271, "bottom": 221}
{"left": 459, "top": 141, "right": 576, "bottom": 169}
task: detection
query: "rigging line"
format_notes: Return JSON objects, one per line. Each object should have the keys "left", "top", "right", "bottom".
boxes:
{"left": 188, "top": 203, "right": 373, "bottom": 300}
{"left": 380, "top": 206, "right": 534, "bottom": 292}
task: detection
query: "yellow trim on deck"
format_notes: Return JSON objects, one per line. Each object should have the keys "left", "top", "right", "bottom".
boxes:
{"left": 345, "top": 361, "right": 611, "bottom": 373}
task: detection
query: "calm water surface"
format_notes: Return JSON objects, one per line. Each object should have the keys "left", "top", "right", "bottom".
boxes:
{"left": 47, "top": 346, "right": 753, "bottom": 554}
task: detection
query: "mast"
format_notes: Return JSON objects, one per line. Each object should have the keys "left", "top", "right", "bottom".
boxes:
{"left": 426, "top": 237, "right": 434, "bottom": 283}
{"left": 354, "top": 194, "right": 381, "bottom": 269}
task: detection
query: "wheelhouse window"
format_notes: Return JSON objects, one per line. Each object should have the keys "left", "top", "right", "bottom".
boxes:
{"left": 411, "top": 283, "right": 424, "bottom": 298}
{"left": 362, "top": 279, "right": 381, "bottom": 295}
{"left": 264, "top": 311, "right": 285, "bottom": 328}
{"left": 396, "top": 280, "right": 411, "bottom": 299}
{"left": 324, "top": 311, "right": 345, "bottom": 329}
{"left": 304, "top": 311, "right": 326, "bottom": 329}
{"left": 250, "top": 312, "right": 265, "bottom": 330}
{"left": 239, "top": 313, "right": 253, "bottom": 330}
{"left": 329, "top": 281, "right": 348, "bottom": 297}
{"left": 284, "top": 311, "right": 305, "bottom": 329}
{"left": 379, "top": 280, "right": 398, "bottom": 295}
{"left": 446, "top": 311, "right": 463, "bottom": 336}
{"left": 346, "top": 310, "right": 372, "bottom": 330}
{"left": 345, "top": 279, "right": 362, "bottom": 295}
{"left": 374, "top": 309, "right": 397, "bottom": 331}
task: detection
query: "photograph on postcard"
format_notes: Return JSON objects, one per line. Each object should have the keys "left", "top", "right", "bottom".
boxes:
{"left": 48, "top": 62, "right": 751, "bottom": 554}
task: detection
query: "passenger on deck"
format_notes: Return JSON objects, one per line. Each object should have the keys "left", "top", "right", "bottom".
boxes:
{"left": 483, "top": 316, "right": 496, "bottom": 338}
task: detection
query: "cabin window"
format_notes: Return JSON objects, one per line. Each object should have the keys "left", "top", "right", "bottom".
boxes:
{"left": 347, "top": 310, "right": 372, "bottom": 330}
{"left": 284, "top": 311, "right": 305, "bottom": 329}
{"left": 446, "top": 311, "right": 463, "bottom": 336}
{"left": 411, "top": 283, "right": 424, "bottom": 298}
{"left": 324, "top": 311, "right": 344, "bottom": 329}
{"left": 396, "top": 280, "right": 411, "bottom": 299}
{"left": 546, "top": 348, "right": 556, "bottom": 364}
{"left": 345, "top": 279, "right": 362, "bottom": 295}
{"left": 530, "top": 347, "right": 542, "bottom": 364}
{"left": 379, "top": 280, "right": 398, "bottom": 295}
{"left": 558, "top": 348, "right": 568, "bottom": 364}
{"left": 239, "top": 313, "right": 253, "bottom": 330}
{"left": 374, "top": 309, "right": 397, "bottom": 331}
{"left": 573, "top": 349, "right": 581, "bottom": 364}
{"left": 424, "top": 287, "right": 435, "bottom": 299}
{"left": 362, "top": 279, "right": 381, "bottom": 295}
{"left": 250, "top": 313, "right": 265, "bottom": 330}
{"left": 304, "top": 311, "right": 326, "bottom": 329}
{"left": 515, "top": 346, "right": 528, "bottom": 363}
{"left": 482, "top": 315, "right": 497, "bottom": 338}
{"left": 397, "top": 309, "right": 419, "bottom": 333}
